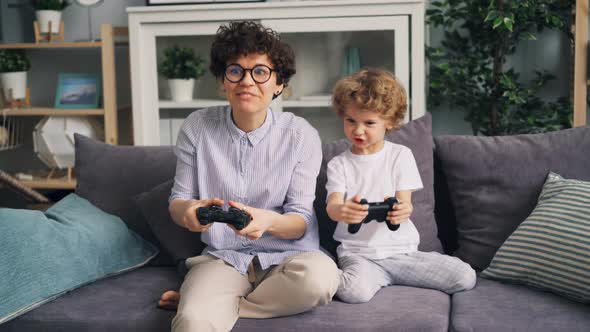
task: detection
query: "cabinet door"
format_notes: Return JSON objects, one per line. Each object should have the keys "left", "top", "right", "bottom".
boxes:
{"left": 262, "top": 16, "right": 410, "bottom": 118}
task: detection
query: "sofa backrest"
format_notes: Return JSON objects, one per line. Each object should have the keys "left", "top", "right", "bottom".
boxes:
{"left": 73, "top": 113, "right": 444, "bottom": 264}
{"left": 74, "top": 134, "right": 177, "bottom": 264}
{"left": 75, "top": 122, "right": 590, "bottom": 272}
{"left": 433, "top": 125, "right": 590, "bottom": 271}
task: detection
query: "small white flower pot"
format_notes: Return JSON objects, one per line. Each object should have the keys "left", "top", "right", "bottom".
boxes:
{"left": 36, "top": 10, "right": 62, "bottom": 34}
{"left": 0, "top": 71, "right": 28, "bottom": 100}
{"left": 168, "top": 79, "right": 195, "bottom": 102}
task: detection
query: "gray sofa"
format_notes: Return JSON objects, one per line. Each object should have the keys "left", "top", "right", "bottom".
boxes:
{"left": 2, "top": 113, "right": 589, "bottom": 332}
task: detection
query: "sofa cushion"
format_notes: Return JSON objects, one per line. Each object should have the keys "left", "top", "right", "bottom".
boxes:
{"left": 434, "top": 126, "right": 590, "bottom": 270}
{"left": 133, "top": 180, "right": 206, "bottom": 264}
{"left": 315, "top": 113, "right": 442, "bottom": 257}
{"left": 2, "top": 267, "right": 450, "bottom": 332}
{"left": 74, "top": 134, "right": 177, "bottom": 265}
{"left": 0, "top": 194, "right": 159, "bottom": 325}
{"left": 481, "top": 172, "right": 590, "bottom": 303}
{"left": 451, "top": 277, "right": 590, "bottom": 332}
{"left": 0, "top": 267, "right": 180, "bottom": 332}
{"left": 234, "top": 286, "right": 450, "bottom": 332}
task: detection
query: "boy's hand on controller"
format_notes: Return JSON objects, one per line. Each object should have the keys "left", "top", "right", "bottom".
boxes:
{"left": 228, "top": 200, "right": 276, "bottom": 240}
{"left": 184, "top": 198, "right": 225, "bottom": 232}
{"left": 330, "top": 194, "right": 369, "bottom": 224}
{"left": 385, "top": 196, "right": 413, "bottom": 225}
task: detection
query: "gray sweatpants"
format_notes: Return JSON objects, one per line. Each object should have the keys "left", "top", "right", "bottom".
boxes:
{"left": 337, "top": 251, "right": 476, "bottom": 303}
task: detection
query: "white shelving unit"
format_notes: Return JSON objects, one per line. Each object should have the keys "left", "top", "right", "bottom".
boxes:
{"left": 159, "top": 99, "right": 229, "bottom": 109}
{"left": 128, "top": 0, "right": 426, "bottom": 146}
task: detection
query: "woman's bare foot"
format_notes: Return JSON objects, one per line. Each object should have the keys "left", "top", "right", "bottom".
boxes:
{"left": 158, "top": 290, "right": 180, "bottom": 310}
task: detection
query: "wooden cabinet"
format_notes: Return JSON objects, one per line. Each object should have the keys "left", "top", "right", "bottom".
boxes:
{"left": 573, "top": 0, "right": 588, "bottom": 127}
{"left": 0, "top": 24, "right": 124, "bottom": 189}
{"left": 128, "top": 0, "right": 426, "bottom": 145}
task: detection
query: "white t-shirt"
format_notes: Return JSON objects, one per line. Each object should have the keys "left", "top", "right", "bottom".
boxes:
{"left": 326, "top": 141, "right": 423, "bottom": 260}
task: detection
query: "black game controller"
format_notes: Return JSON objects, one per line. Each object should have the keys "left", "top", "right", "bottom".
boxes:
{"left": 197, "top": 205, "right": 251, "bottom": 230}
{"left": 348, "top": 197, "right": 400, "bottom": 234}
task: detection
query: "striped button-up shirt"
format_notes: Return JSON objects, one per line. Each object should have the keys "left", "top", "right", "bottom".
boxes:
{"left": 170, "top": 106, "right": 322, "bottom": 274}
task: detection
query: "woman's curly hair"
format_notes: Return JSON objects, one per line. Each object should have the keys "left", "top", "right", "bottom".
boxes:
{"left": 332, "top": 68, "right": 407, "bottom": 131}
{"left": 210, "top": 21, "right": 296, "bottom": 86}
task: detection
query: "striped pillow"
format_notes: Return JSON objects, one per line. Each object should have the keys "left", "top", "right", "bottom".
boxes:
{"left": 481, "top": 172, "right": 590, "bottom": 303}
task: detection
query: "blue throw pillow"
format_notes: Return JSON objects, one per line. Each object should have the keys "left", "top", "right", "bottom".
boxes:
{"left": 0, "top": 194, "right": 159, "bottom": 324}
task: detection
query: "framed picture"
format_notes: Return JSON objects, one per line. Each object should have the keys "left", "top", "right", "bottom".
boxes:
{"left": 146, "top": 0, "right": 263, "bottom": 5}
{"left": 54, "top": 73, "right": 101, "bottom": 109}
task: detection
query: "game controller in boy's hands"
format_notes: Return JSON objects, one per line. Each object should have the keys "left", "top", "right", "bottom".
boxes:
{"left": 197, "top": 205, "right": 251, "bottom": 230}
{"left": 347, "top": 197, "right": 400, "bottom": 234}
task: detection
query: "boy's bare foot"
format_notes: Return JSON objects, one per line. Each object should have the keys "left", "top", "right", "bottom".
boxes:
{"left": 158, "top": 290, "right": 180, "bottom": 310}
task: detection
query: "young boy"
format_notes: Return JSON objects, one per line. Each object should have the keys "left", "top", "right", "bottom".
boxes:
{"left": 326, "top": 68, "right": 476, "bottom": 303}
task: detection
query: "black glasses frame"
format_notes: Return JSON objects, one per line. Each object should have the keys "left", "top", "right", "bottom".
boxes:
{"left": 224, "top": 64, "right": 276, "bottom": 84}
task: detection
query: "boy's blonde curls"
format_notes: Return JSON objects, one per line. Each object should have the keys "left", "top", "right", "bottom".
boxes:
{"left": 332, "top": 68, "right": 407, "bottom": 130}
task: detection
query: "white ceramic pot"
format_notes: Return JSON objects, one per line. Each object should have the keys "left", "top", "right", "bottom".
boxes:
{"left": 36, "top": 10, "right": 62, "bottom": 34}
{"left": 168, "top": 78, "right": 195, "bottom": 102}
{"left": 0, "top": 71, "right": 27, "bottom": 100}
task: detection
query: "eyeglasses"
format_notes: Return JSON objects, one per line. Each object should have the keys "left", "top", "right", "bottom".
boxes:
{"left": 224, "top": 64, "right": 276, "bottom": 84}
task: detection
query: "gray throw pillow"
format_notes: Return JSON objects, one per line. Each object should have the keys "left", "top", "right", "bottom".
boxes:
{"left": 434, "top": 126, "right": 590, "bottom": 271}
{"left": 481, "top": 172, "right": 590, "bottom": 303}
{"left": 315, "top": 113, "right": 442, "bottom": 257}
{"left": 74, "top": 134, "right": 177, "bottom": 265}
{"left": 133, "top": 180, "right": 206, "bottom": 264}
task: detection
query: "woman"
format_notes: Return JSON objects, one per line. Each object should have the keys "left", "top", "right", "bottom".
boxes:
{"left": 160, "top": 21, "right": 339, "bottom": 332}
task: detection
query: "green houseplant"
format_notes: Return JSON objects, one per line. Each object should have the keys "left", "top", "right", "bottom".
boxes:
{"left": 31, "top": 0, "right": 71, "bottom": 34}
{"left": 159, "top": 45, "right": 207, "bottom": 102}
{"left": 0, "top": 50, "right": 31, "bottom": 100}
{"left": 0, "top": 50, "right": 31, "bottom": 73}
{"left": 159, "top": 45, "right": 206, "bottom": 80}
{"left": 426, "top": 0, "right": 574, "bottom": 135}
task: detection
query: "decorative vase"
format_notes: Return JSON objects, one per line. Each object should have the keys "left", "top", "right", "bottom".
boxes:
{"left": 0, "top": 71, "right": 27, "bottom": 100}
{"left": 36, "top": 10, "right": 62, "bottom": 34}
{"left": 168, "top": 78, "right": 195, "bottom": 102}
{"left": 341, "top": 47, "right": 361, "bottom": 76}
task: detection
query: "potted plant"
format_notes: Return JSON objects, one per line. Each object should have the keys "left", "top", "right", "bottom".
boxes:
{"left": 426, "top": 0, "right": 573, "bottom": 135}
{"left": 31, "top": 0, "right": 70, "bottom": 34}
{"left": 0, "top": 50, "right": 31, "bottom": 100}
{"left": 159, "top": 45, "right": 206, "bottom": 102}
